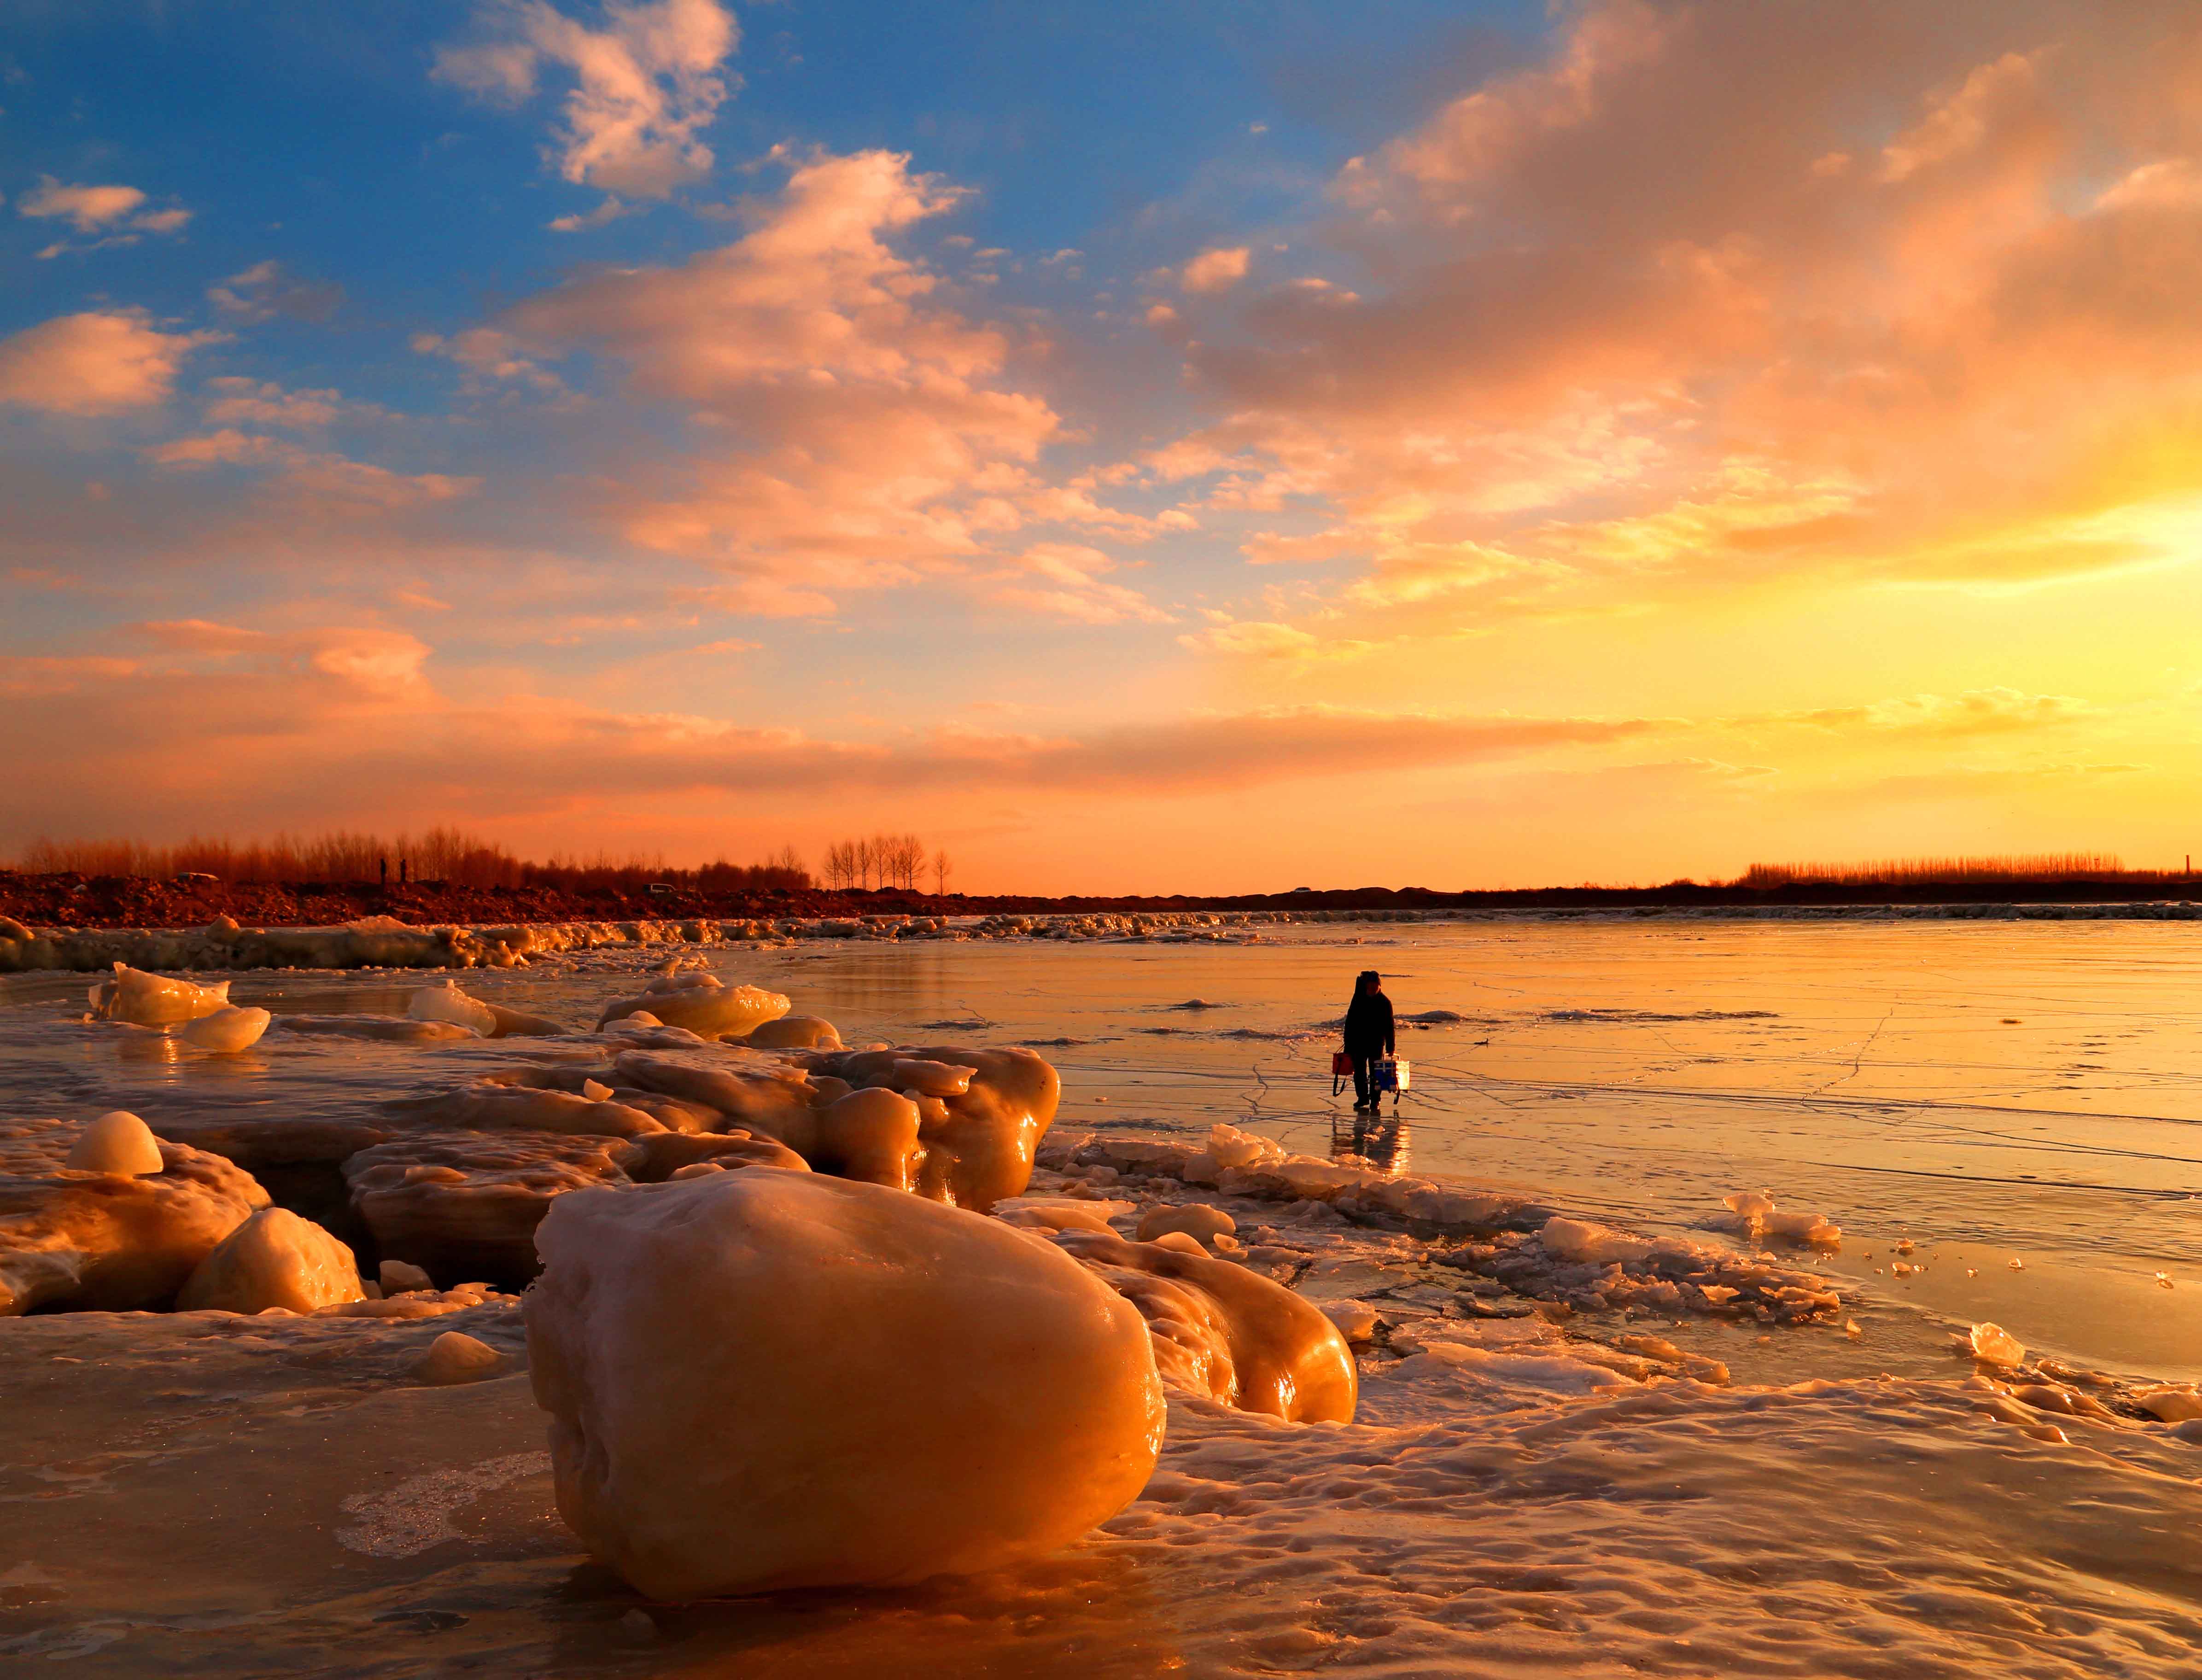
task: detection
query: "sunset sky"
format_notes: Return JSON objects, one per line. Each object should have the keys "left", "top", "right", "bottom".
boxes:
{"left": 4, "top": 0, "right": 2198, "bottom": 891}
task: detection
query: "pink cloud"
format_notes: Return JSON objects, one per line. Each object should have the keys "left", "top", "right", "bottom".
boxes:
{"left": 0, "top": 311, "right": 210, "bottom": 415}
{"left": 988, "top": 543, "right": 1172, "bottom": 625}
{"left": 1143, "top": 0, "right": 2202, "bottom": 652}
{"left": 18, "top": 178, "right": 193, "bottom": 256}
{"left": 19, "top": 179, "right": 146, "bottom": 231}
{"left": 434, "top": 0, "right": 738, "bottom": 198}
{"left": 1181, "top": 246, "right": 1251, "bottom": 293}
{"left": 0, "top": 632, "right": 1664, "bottom": 846}
{"left": 478, "top": 148, "right": 1083, "bottom": 611}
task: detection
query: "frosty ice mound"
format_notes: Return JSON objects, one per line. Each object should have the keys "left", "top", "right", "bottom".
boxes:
{"left": 524, "top": 1168, "right": 1165, "bottom": 1600}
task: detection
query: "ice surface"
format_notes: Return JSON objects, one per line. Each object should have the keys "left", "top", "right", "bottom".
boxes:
{"left": 524, "top": 1169, "right": 1163, "bottom": 1598}
{"left": 0, "top": 1118, "right": 268, "bottom": 1313}
{"left": 65, "top": 1108, "right": 165, "bottom": 1175}
{"left": 10, "top": 918, "right": 2202, "bottom": 1674}
{"left": 180, "top": 1003, "right": 273, "bottom": 1052}
{"left": 89, "top": 962, "right": 233, "bottom": 1026}
{"left": 275, "top": 1013, "right": 478, "bottom": 1043}
{"left": 380, "top": 1258, "right": 433, "bottom": 1294}
{"left": 1046, "top": 1226, "right": 1356, "bottom": 1423}
{"left": 1969, "top": 1321, "right": 2027, "bottom": 1368}
{"left": 347, "top": 1133, "right": 632, "bottom": 1286}
{"left": 389, "top": 1080, "right": 668, "bottom": 1139}
{"left": 177, "top": 1207, "right": 366, "bottom": 1315}
{"left": 616, "top": 1129, "right": 810, "bottom": 1182}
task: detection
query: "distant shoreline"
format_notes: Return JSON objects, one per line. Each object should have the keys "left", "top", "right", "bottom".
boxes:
{"left": 2, "top": 868, "right": 2196, "bottom": 932}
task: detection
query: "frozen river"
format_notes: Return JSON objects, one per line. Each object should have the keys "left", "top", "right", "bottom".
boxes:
{"left": 6, "top": 916, "right": 2200, "bottom": 1377}
{"left": 5, "top": 913, "right": 2202, "bottom": 1675}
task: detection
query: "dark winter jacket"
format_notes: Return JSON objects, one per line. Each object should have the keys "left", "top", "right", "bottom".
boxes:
{"left": 1343, "top": 990, "right": 1395, "bottom": 1057}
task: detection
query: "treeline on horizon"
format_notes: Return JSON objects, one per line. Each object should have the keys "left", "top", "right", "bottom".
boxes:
{"left": 5, "top": 831, "right": 818, "bottom": 893}
{"left": 1730, "top": 853, "right": 2180, "bottom": 887}
{"left": 5, "top": 836, "right": 2189, "bottom": 895}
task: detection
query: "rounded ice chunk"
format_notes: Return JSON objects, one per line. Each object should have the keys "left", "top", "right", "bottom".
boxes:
{"left": 413, "top": 1330, "right": 507, "bottom": 1386}
{"left": 525, "top": 1170, "right": 1163, "bottom": 1599}
{"left": 66, "top": 1111, "right": 165, "bottom": 1177}
{"left": 1135, "top": 1203, "right": 1236, "bottom": 1247}
{"left": 181, "top": 1006, "right": 272, "bottom": 1054}
{"left": 177, "top": 1208, "right": 366, "bottom": 1315}
{"left": 741, "top": 1014, "right": 843, "bottom": 1050}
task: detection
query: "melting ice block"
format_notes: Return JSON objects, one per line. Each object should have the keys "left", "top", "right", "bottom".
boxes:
{"left": 1968, "top": 1322, "right": 2027, "bottom": 1369}
{"left": 89, "top": 964, "right": 232, "bottom": 1027}
{"left": 1047, "top": 1227, "right": 1357, "bottom": 1424}
{"left": 802, "top": 1045, "right": 1060, "bottom": 1209}
{"left": 409, "top": 981, "right": 566, "bottom": 1038}
{"left": 181, "top": 1006, "right": 272, "bottom": 1054}
{"left": 595, "top": 973, "right": 790, "bottom": 1039}
{"left": 1720, "top": 1190, "right": 1841, "bottom": 1248}
{"left": 177, "top": 1207, "right": 366, "bottom": 1315}
{"left": 525, "top": 1169, "right": 1164, "bottom": 1600}
{"left": 408, "top": 981, "right": 496, "bottom": 1036}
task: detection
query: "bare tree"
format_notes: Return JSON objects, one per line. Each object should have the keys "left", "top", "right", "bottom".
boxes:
{"left": 932, "top": 848, "right": 952, "bottom": 894}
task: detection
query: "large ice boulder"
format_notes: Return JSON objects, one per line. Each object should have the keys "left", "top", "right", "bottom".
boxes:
{"left": 1047, "top": 1227, "right": 1357, "bottom": 1424}
{"left": 0, "top": 1118, "right": 269, "bottom": 1314}
{"left": 176, "top": 1207, "right": 366, "bottom": 1315}
{"left": 525, "top": 1169, "right": 1164, "bottom": 1600}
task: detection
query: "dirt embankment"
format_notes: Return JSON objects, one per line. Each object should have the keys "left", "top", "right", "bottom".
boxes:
{"left": 1, "top": 870, "right": 2196, "bottom": 931}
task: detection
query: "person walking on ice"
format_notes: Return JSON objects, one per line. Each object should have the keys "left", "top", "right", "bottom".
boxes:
{"left": 1343, "top": 969, "right": 1395, "bottom": 1112}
